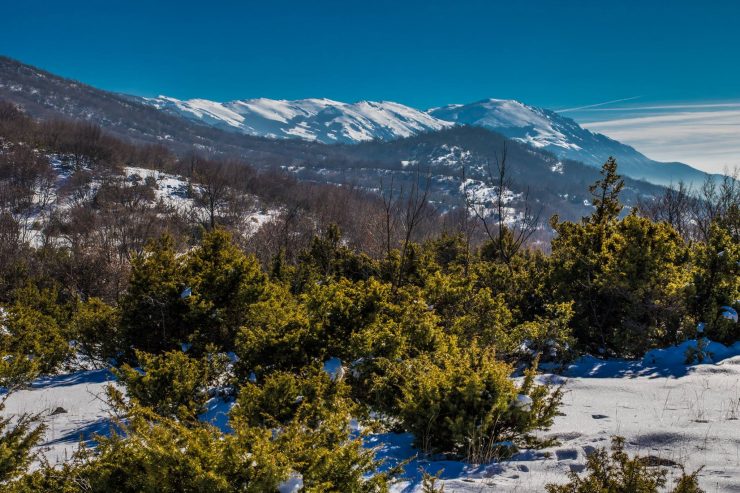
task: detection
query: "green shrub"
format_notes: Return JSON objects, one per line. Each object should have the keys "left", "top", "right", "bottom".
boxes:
{"left": 231, "top": 370, "right": 396, "bottom": 492}
{"left": 545, "top": 436, "right": 704, "bottom": 493}
{"left": 116, "top": 349, "right": 227, "bottom": 420}
{"left": 0, "top": 404, "right": 44, "bottom": 484}
{"left": 397, "top": 344, "right": 561, "bottom": 461}
{"left": 550, "top": 210, "right": 689, "bottom": 357}
{"left": 515, "top": 302, "right": 575, "bottom": 363}
{"left": 185, "top": 228, "right": 267, "bottom": 350}
{"left": 0, "top": 338, "right": 45, "bottom": 484}
{"left": 8, "top": 407, "right": 286, "bottom": 493}
{"left": 234, "top": 283, "right": 317, "bottom": 380}
{"left": 232, "top": 369, "right": 350, "bottom": 429}
{"left": 118, "top": 235, "right": 189, "bottom": 355}
{"left": 1, "top": 305, "right": 70, "bottom": 375}
{"left": 688, "top": 222, "right": 739, "bottom": 345}
{"left": 549, "top": 160, "right": 692, "bottom": 357}
{"left": 120, "top": 230, "right": 268, "bottom": 355}
{"left": 68, "top": 297, "right": 120, "bottom": 364}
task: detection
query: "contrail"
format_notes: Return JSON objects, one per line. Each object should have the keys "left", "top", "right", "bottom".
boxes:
{"left": 557, "top": 96, "right": 642, "bottom": 113}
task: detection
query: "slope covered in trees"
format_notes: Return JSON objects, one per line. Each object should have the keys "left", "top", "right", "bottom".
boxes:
{"left": 0, "top": 95, "right": 738, "bottom": 491}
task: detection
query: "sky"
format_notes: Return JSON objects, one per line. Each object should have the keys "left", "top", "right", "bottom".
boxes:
{"left": 2, "top": 0, "right": 740, "bottom": 173}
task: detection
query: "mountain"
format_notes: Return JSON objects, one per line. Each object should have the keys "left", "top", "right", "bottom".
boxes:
{"left": 140, "top": 93, "right": 713, "bottom": 187}
{"left": 0, "top": 55, "right": 666, "bottom": 226}
{"left": 429, "top": 99, "right": 712, "bottom": 187}
{"left": 140, "top": 96, "right": 452, "bottom": 144}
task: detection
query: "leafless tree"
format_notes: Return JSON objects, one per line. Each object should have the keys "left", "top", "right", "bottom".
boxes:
{"left": 467, "top": 143, "right": 540, "bottom": 266}
{"left": 380, "top": 175, "right": 401, "bottom": 258}
{"left": 379, "top": 164, "right": 433, "bottom": 288}
{"left": 191, "top": 159, "right": 248, "bottom": 230}
{"left": 639, "top": 181, "right": 695, "bottom": 239}
{"left": 691, "top": 168, "right": 739, "bottom": 241}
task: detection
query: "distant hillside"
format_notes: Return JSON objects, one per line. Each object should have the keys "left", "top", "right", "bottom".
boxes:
{"left": 430, "top": 99, "right": 714, "bottom": 187}
{"left": 0, "top": 56, "right": 665, "bottom": 224}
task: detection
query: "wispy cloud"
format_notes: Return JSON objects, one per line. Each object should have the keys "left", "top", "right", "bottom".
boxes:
{"left": 582, "top": 106, "right": 740, "bottom": 174}
{"left": 556, "top": 96, "right": 642, "bottom": 113}
{"left": 576, "top": 101, "right": 740, "bottom": 113}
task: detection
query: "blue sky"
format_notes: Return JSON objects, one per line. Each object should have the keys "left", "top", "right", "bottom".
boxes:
{"left": 3, "top": 0, "right": 740, "bottom": 172}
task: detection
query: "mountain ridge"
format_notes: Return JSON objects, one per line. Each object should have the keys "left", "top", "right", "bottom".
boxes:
{"left": 139, "top": 93, "right": 713, "bottom": 187}
{"left": 0, "top": 55, "right": 667, "bottom": 226}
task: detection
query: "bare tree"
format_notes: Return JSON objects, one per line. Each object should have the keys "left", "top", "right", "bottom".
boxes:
{"left": 467, "top": 143, "right": 540, "bottom": 266}
{"left": 691, "top": 168, "right": 739, "bottom": 241}
{"left": 380, "top": 175, "right": 401, "bottom": 258}
{"left": 383, "top": 164, "right": 434, "bottom": 289}
{"left": 458, "top": 162, "right": 480, "bottom": 275}
{"left": 638, "top": 181, "right": 695, "bottom": 239}
{"left": 191, "top": 159, "right": 248, "bottom": 230}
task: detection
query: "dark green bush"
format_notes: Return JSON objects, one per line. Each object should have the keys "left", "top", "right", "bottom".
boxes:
{"left": 116, "top": 349, "right": 227, "bottom": 420}
{"left": 68, "top": 297, "right": 120, "bottom": 364}
{"left": 397, "top": 344, "right": 561, "bottom": 461}
{"left": 1, "top": 305, "right": 70, "bottom": 375}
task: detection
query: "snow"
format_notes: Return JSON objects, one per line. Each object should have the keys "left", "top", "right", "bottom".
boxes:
{"left": 123, "top": 166, "right": 191, "bottom": 210}
{"left": 142, "top": 96, "right": 454, "bottom": 144}
{"left": 383, "top": 339, "right": 740, "bottom": 492}
{"left": 720, "top": 306, "right": 738, "bottom": 323}
{"left": 430, "top": 99, "right": 583, "bottom": 152}
{"left": 0, "top": 369, "right": 117, "bottom": 467}
{"left": 199, "top": 396, "right": 235, "bottom": 433}
{"left": 550, "top": 161, "right": 564, "bottom": 174}
{"left": 323, "top": 357, "right": 345, "bottom": 382}
{"left": 6, "top": 157, "right": 278, "bottom": 248}
{"left": 460, "top": 178, "right": 522, "bottom": 224}
{"left": 278, "top": 471, "right": 304, "bottom": 493}
{"left": 513, "top": 393, "right": 533, "bottom": 411}
{"left": 3, "top": 340, "right": 740, "bottom": 491}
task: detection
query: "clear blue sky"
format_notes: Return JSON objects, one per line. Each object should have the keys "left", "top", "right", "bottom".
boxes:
{"left": 3, "top": 0, "right": 740, "bottom": 110}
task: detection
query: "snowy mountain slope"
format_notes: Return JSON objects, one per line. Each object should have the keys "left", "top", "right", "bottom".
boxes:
{"left": 429, "top": 99, "right": 713, "bottom": 187}
{"left": 0, "top": 56, "right": 715, "bottom": 188}
{"left": 430, "top": 99, "right": 583, "bottom": 153}
{"left": 140, "top": 92, "right": 714, "bottom": 186}
{"left": 142, "top": 96, "right": 453, "bottom": 144}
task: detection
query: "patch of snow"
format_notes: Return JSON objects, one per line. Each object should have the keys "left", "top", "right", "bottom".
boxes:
{"left": 0, "top": 369, "right": 118, "bottom": 467}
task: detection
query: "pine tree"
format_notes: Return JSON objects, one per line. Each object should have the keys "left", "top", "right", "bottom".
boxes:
{"left": 185, "top": 228, "right": 266, "bottom": 350}
{"left": 588, "top": 157, "right": 624, "bottom": 225}
{"left": 550, "top": 159, "right": 689, "bottom": 356}
{"left": 119, "top": 235, "right": 188, "bottom": 355}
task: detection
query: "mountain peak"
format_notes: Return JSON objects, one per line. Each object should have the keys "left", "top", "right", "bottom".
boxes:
{"left": 136, "top": 93, "right": 711, "bottom": 187}
{"left": 139, "top": 96, "right": 453, "bottom": 144}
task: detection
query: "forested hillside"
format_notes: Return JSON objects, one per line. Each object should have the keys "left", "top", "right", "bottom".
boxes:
{"left": 0, "top": 95, "right": 738, "bottom": 491}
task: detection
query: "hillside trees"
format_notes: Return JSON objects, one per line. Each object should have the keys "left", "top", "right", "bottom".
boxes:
{"left": 688, "top": 221, "right": 739, "bottom": 343}
{"left": 550, "top": 159, "right": 690, "bottom": 356}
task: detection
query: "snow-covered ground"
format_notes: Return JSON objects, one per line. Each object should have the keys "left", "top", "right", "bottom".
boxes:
{"left": 385, "top": 340, "right": 740, "bottom": 492}
{"left": 3, "top": 339, "right": 740, "bottom": 491}
{"left": 1, "top": 369, "right": 118, "bottom": 466}
{"left": 12, "top": 159, "right": 278, "bottom": 246}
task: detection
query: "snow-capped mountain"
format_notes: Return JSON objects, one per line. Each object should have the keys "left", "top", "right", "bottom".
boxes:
{"left": 140, "top": 94, "right": 711, "bottom": 186}
{"left": 430, "top": 99, "right": 584, "bottom": 153}
{"left": 428, "top": 99, "right": 710, "bottom": 186}
{"left": 0, "top": 56, "right": 714, "bottom": 187}
{"left": 141, "top": 96, "right": 453, "bottom": 144}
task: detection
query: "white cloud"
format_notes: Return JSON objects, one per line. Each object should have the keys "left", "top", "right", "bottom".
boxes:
{"left": 580, "top": 104, "right": 740, "bottom": 174}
